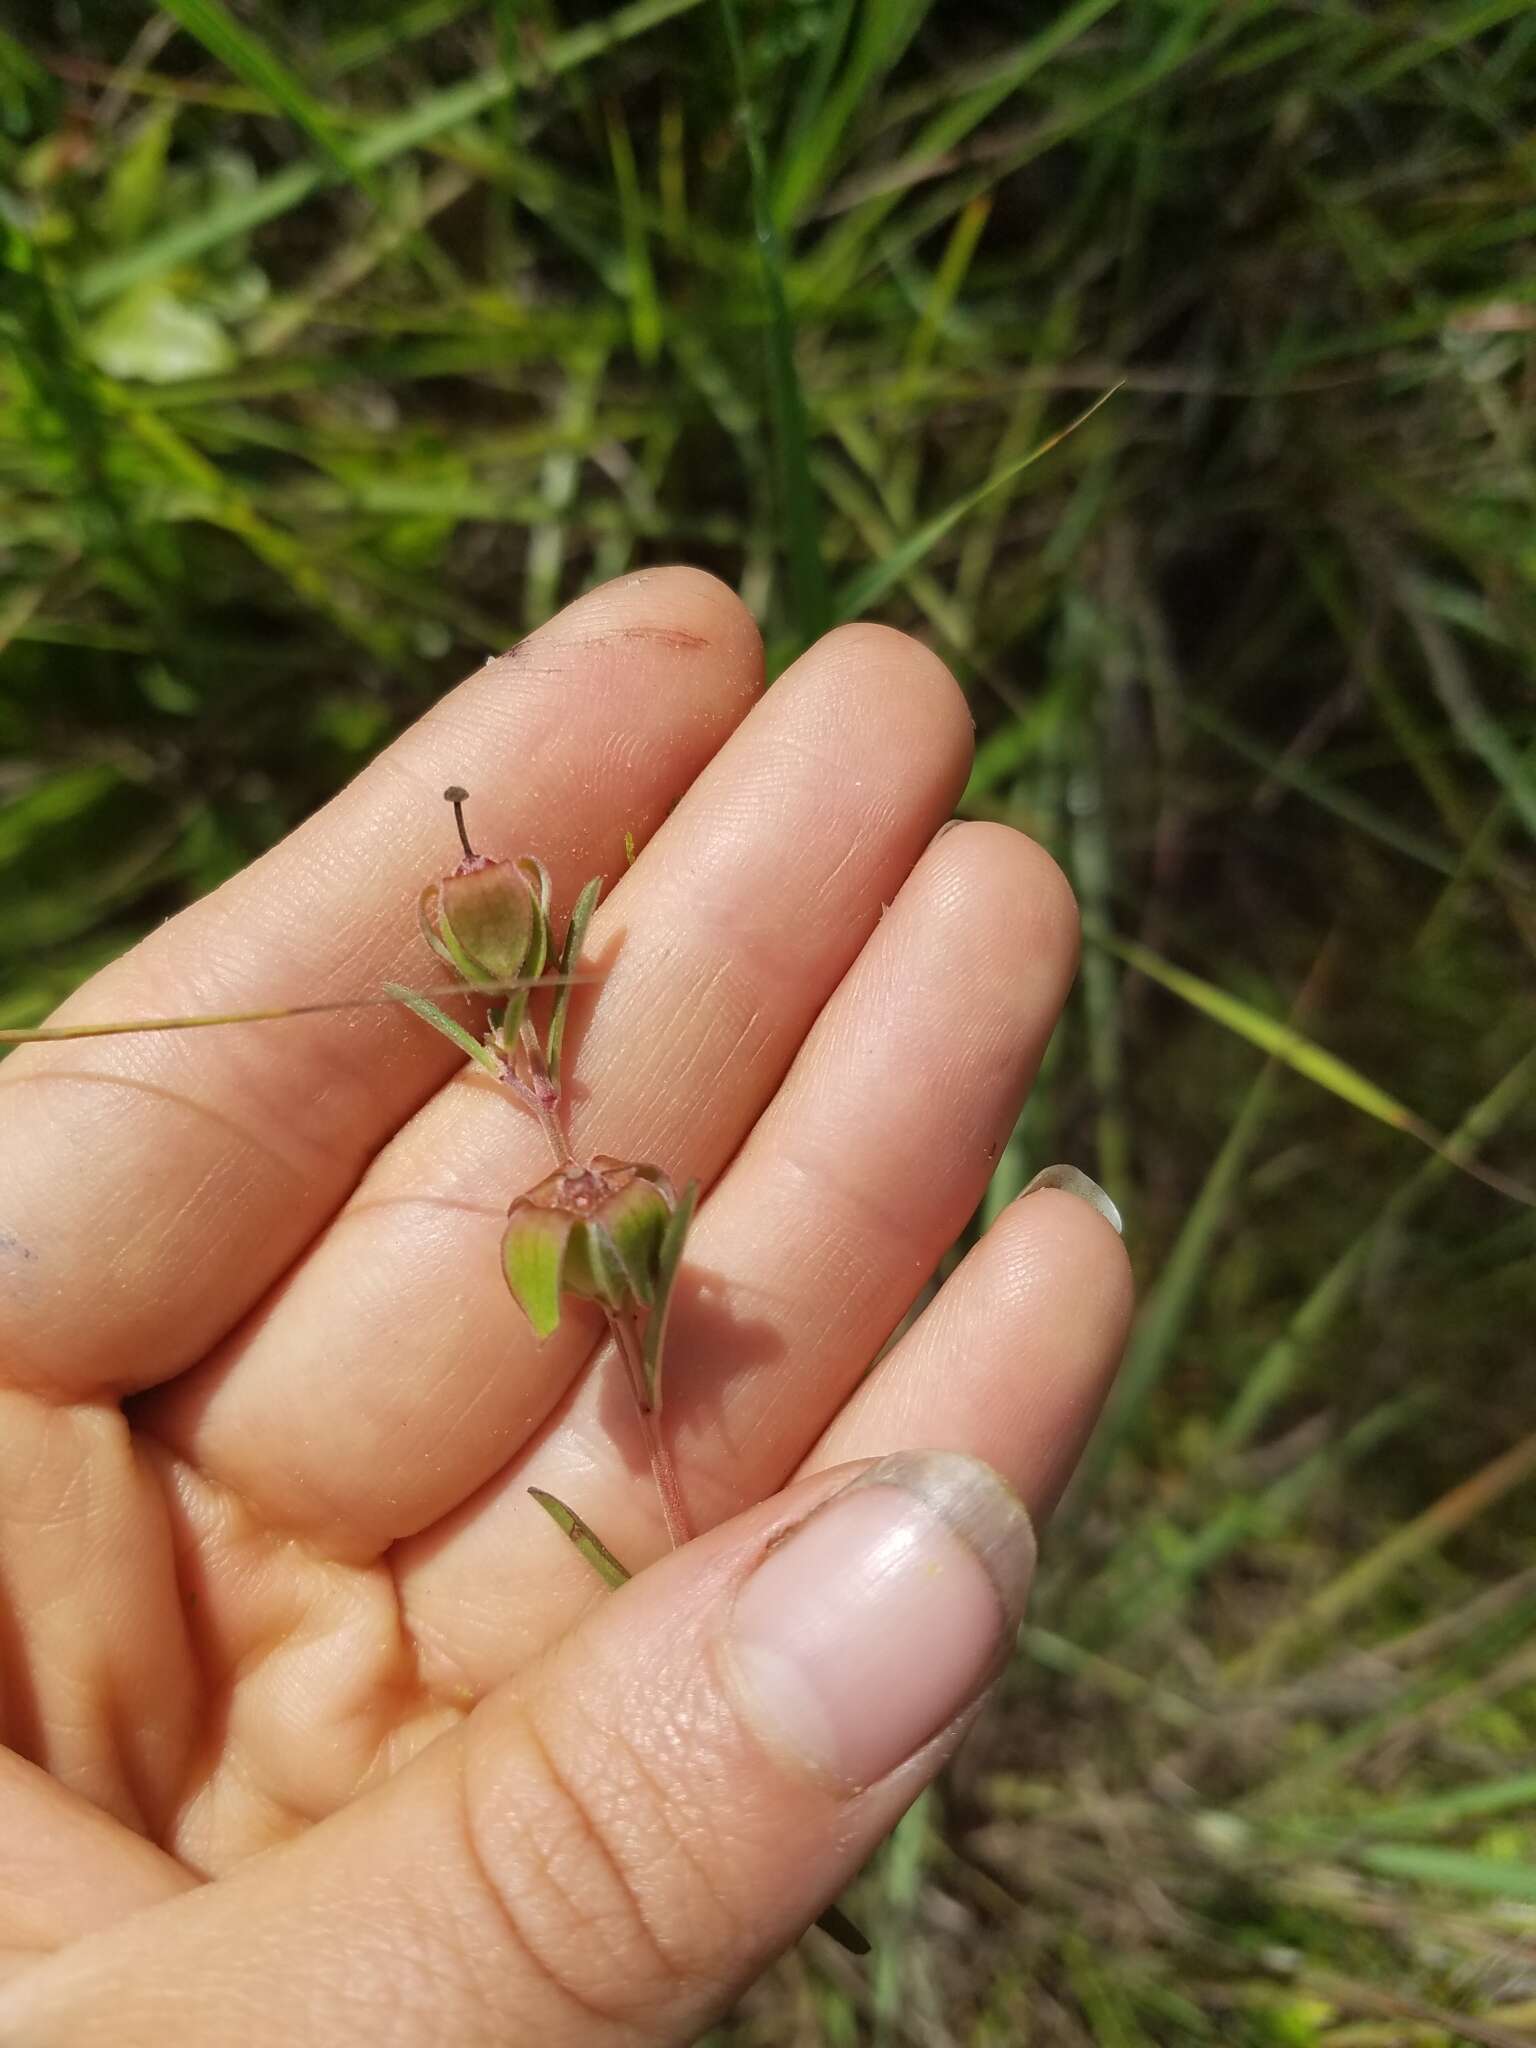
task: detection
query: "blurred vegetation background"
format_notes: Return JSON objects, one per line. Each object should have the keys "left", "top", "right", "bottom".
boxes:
{"left": 3, "top": 2, "right": 1535, "bottom": 2040}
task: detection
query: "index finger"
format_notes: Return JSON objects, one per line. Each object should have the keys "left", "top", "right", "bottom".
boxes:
{"left": 0, "top": 569, "right": 762, "bottom": 1398}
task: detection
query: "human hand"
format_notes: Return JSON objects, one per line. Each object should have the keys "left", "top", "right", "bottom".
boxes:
{"left": 0, "top": 570, "right": 1131, "bottom": 2045}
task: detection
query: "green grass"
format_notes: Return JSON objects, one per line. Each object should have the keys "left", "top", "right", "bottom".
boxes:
{"left": 4, "top": 4, "right": 1536, "bottom": 2040}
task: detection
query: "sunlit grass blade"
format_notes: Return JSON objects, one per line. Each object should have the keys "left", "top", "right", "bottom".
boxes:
{"left": 719, "top": 0, "right": 830, "bottom": 649}
{"left": 1213, "top": 1044, "right": 1536, "bottom": 1458}
{"left": 1091, "top": 923, "right": 1535, "bottom": 1201}
{"left": 1356, "top": 1844, "right": 1536, "bottom": 1906}
{"left": 807, "top": 0, "right": 1127, "bottom": 288}
{"left": 833, "top": 386, "right": 1120, "bottom": 621}
{"left": 606, "top": 100, "right": 663, "bottom": 367}
{"left": 1396, "top": 571, "right": 1536, "bottom": 845}
{"left": 772, "top": 0, "right": 931, "bottom": 227}
{"left": 1084, "top": 1394, "right": 1426, "bottom": 1651}
{"left": 527, "top": 1487, "right": 634, "bottom": 1589}
{"left": 1231, "top": 1428, "right": 1536, "bottom": 1685}
{"left": 73, "top": 0, "right": 711, "bottom": 307}
{"left": 1065, "top": 1053, "right": 1283, "bottom": 1517}
{"left": 0, "top": 979, "right": 577, "bottom": 1046}
{"left": 1094, "top": 925, "right": 1416, "bottom": 1130}
{"left": 158, "top": 0, "right": 369, "bottom": 191}
{"left": 1284, "top": 1771, "right": 1536, "bottom": 1843}
{"left": 885, "top": 192, "right": 991, "bottom": 523}
{"left": 1186, "top": 700, "right": 1462, "bottom": 878}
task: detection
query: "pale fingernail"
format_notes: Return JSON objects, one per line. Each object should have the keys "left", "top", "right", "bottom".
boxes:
{"left": 1021, "top": 1162, "right": 1123, "bottom": 1235}
{"left": 723, "top": 1451, "right": 1035, "bottom": 1791}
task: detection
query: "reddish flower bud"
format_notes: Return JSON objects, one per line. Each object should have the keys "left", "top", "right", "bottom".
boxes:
{"left": 419, "top": 787, "right": 551, "bottom": 992}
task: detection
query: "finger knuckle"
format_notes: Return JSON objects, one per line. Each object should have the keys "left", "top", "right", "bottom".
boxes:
{"left": 457, "top": 1692, "right": 740, "bottom": 2035}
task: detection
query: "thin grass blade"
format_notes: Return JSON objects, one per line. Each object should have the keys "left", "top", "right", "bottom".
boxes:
{"left": 720, "top": 0, "right": 829, "bottom": 648}
{"left": 528, "top": 1488, "right": 634, "bottom": 1589}
{"left": 833, "top": 386, "right": 1120, "bottom": 621}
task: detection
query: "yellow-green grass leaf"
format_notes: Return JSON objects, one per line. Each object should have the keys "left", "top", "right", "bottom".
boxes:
{"left": 527, "top": 1488, "right": 632, "bottom": 1589}
{"left": 834, "top": 386, "right": 1120, "bottom": 623}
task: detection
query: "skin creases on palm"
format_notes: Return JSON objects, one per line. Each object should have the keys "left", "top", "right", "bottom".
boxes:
{"left": 0, "top": 1392, "right": 459, "bottom": 1870}
{"left": 0, "top": 575, "right": 1130, "bottom": 1965}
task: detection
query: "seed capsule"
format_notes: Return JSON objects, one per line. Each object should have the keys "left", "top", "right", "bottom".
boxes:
{"left": 502, "top": 1157, "right": 676, "bottom": 1340}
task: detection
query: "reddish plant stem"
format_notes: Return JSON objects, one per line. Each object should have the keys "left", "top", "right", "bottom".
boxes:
{"left": 494, "top": 1012, "right": 569, "bottom": 1167}
{"left": 608, "top": 1309, "right": 693, "bottom": 1550}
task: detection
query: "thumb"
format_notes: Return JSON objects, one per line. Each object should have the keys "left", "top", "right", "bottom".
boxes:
{"left": 1, "top": 1452, "right": 1035, "bottom": 2048}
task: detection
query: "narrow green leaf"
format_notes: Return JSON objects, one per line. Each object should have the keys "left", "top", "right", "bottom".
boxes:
{"left": 580, "top": 1220, "right": 637, "bottom": 1313}
{"left": 547, "top": 876, "right": 602, "bottom": 1091}
{"left": 720, "top": 0, "right": 830, "bottom": 648}
{"left": 1358, "top": 1843, "right": 1536, "bottom": 1904}
{"left": 599, "top": 1178, "right": 671, "bottom": 1308}
{"left": 606, "top": 100, "right": 663, "bottom": 366}
{"left": 1089, "top": 929, "right": 1420, "bottom": 1134}
{"left": 772, "top": 0, "right": 931, "bottom": 226}
{"left": 1212, "top": 1047, "right": 1536, "bottom": 1458}
{"left": 1330, "top": 1771, "right": 1536, "bottom": 1841}
{"left": 74, "top": 0, "right": 712, "bottom": 308}
{"left": 833, "top": 387, "right": 1120, "bottom": 621}
{"left": 1398, "top": 573, "right": 1536, "bottom": 846}
{"left": 527, "top": 1487, "right": 633, "bottom": 1589}
{"left": 1066, "top": 1059, "right": 1282, "bottom": 1516}
{"left": 382, "top": 982, "right": 501, "bottom": 1075}
{"left": 158, "top": 0, "right": 366, "bottom": 190}
{"left": 642, "top": 1178, "right": 699, "bottom": 1411}
{"left": 1186, "top": 700, "right": 1462, "bottom": 878}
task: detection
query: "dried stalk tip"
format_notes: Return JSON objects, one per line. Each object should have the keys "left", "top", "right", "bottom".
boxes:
{"left": 443, "top": 786, "right": 475, "bottom": 861}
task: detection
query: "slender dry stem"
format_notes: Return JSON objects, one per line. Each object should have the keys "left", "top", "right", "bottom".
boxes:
{"left": 608, "top": 1308, "right": 693, "bottom": 1550}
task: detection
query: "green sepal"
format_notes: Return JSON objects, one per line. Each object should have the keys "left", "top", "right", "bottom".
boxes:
{"left": 384, "top": 983, "right": 501, "bottom": 1076}
{"left": 575, "top": 1220, "right": 633, "bottom": 1312}
{"left": 641, "top": 1177, "right": 698, "bottom": 1412}
{"left": 501, "top": 1205, "right": 574, "bottom": 1340}
{"left": 596, "top": 1174, "right": 670, "bottom": 1307}
{"left": 417, "top": 884, "right": 460, "bottom": 972}
{"left": 527, "top": 1487, "right": 633, "bottom": 1590}
{"left": 515, "top": 856, "right": 552, "bottom": 983}
{"left": 547, "top": 875, "right": 601, "bottom": 1091}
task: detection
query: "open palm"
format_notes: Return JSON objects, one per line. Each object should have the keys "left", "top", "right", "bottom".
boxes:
{"left": 0, "top": 570, "right": 1129, "bottom": 2043}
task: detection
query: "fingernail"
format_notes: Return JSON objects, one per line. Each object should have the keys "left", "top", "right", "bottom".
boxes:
{"left": 1021, "top": 1163, "right": 1123, "bottom": 1235}
{"left": 723, "top": 1451, "right": 1035, "bottom": 1791}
